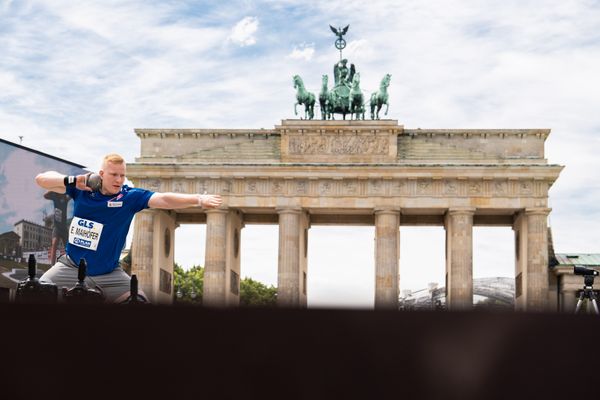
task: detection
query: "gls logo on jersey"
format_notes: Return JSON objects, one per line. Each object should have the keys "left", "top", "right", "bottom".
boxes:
{"left": 78, "top": 219, "right": 95, "bottom": 229}
{"left": 69, "top": 217, "right": 104, "bottom": 251}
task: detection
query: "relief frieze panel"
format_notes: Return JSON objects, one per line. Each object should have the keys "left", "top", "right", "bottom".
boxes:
{"left": 519, "top": 180, "right": 533, "bottom": 195}
{"left": 444, "top": 180, "right": 458, "bottom": 196}
{"left": 145, "top": 179, "right": 161, "bottom": 192}
{"left": 172, "top": 179, "right": 187, "bottom": 193}
{"left": 468, "top": 181, "right": 482, "bottom": 196}
{"left": 288, "top": 135, "right": 389, "bottom": 155}
{"left": 343, "top": 180, "right": 358, "bottom": 195}
{"left": 417, "top": 179, "right": 433, "bottom": 196}
{"left": 295, "top": 180, "right": 308, "bottom": 196}
{"left": 318, "top": 180, "right": 335, "bottom": 196}
{"left": 197, "top": 179, "right": 208, "bottom": 194}
{"left": 368, "top": 179, "right": 385, "bottom": 196}
{"left": 494, "top": 180, "right": 508, "bottom": 196}
{"left": 271, "top": 180, "right": 285, "bottom": 195}
{"left": 220, "top": 180, "right": 233, "bottom": 194}
{"left": 246, "top": 180, "right": 258, "bottom": 194}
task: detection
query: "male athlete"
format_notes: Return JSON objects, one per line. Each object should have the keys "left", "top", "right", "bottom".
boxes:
{"left": 35, "top": 153, "right": 222, "bottom": 302}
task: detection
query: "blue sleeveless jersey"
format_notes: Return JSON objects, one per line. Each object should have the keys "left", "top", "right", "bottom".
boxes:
{"left": 65, "top": 185, "right": 154, "bottom": 276}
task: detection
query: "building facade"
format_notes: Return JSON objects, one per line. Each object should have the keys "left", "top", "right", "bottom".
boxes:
{"left": 0, "top": 231, "right": 21, "bottom": 260}
{"left": 127, "top": 120, "right": 563, "bottom": 310}
{"left": 13, "top": 220, "right": 51, "bottom": 253}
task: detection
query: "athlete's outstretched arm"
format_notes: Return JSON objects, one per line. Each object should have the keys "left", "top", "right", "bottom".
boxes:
{"left": 148, "top": 192, "right": 223, "bottom": 210}
{"left": 35, "top": 171, "right": 92, "bottom": 193}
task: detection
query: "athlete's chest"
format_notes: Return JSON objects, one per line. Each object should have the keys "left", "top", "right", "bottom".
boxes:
{"left": 75, "top": 192, "right": 131, "bottom": 216}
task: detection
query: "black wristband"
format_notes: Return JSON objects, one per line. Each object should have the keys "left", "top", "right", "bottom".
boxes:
{"left": 63, "top": 176, "right": 76, "bottom": 187}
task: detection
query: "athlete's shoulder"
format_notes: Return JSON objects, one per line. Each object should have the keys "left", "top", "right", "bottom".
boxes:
{"left": 121, "top": 185, "right": 154, "bottom": 202}
{"left": 121, "top": 185, "right": 152, "bottom": 194}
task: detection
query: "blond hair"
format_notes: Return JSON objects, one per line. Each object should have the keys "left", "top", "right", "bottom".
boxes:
{"left": 102, "top": 153, "right": 125, "bottom": 168}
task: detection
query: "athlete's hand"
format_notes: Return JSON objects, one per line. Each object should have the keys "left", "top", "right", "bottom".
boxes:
{"left": 197, "top": 194, "right": 223, "bottom": 209}
{"left": 75, "top": 173, "right": 93, "bottom": 191}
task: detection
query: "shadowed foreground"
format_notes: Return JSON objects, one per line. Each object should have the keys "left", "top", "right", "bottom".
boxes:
{"left": 1, "top": 304, "right": 598, "bottom": 399}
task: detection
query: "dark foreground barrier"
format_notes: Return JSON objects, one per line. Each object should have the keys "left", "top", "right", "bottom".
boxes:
{"left": 1, "top": 304, "right": 599, "bottom": 400}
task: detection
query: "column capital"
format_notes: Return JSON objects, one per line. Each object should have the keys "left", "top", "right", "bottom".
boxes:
{"left": 524, "top": 207, "right": 552, "bottom": 216}
{"left": 276, "top": 207, "right": 304, "bottom": 215}
{"left": 447, "top": 207, "right": 476, "bottom": 216}
{"left": 138, "top": 208, "right": 160, "bottom": 216}
{"left": 205, "top": 207, "right": 230, "bottom": 215}
{"left": 374, "top": 207, "right": 401, "bottom": 215}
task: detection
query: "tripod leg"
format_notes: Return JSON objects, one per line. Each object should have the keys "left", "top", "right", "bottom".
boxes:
{"left": 575, "top": 289, "right": 586, "bottom": 314}
{"left": 575, "top": 298, "right": 584, "bottom": 314}
{"left": 591, "top": 299, "right": 600, "bottom": 315}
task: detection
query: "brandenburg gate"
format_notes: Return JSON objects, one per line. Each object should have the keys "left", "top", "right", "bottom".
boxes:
{"left": 127, "top": 119, "right": 562, "bottom": 311}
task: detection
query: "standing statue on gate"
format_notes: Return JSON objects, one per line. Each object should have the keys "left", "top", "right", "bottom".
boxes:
{"left": 293, "top": 75, "right": 315, "bottom": 120}
{"left": 333, "top": 58, "right": 355, "bottom": 88}
{"left": 326, "top": 58, "right": 356, "bottom": 120}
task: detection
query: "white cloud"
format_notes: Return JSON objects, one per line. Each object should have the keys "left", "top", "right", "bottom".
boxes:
{"left": 0, "top": 0, "right": 14, "bottom": 13}
{"left": 343, "top": 39, "right": 371, "bottom": 61}
{"left": 288, "top": 44, "right": 315, "bottom": 61}
{"left": 229, "top": 16, "right": 259, "bottom": 46}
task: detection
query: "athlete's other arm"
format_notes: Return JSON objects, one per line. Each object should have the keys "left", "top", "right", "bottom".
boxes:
{"left": 148, "top": 192, "right": 223, "bottom": 210}
{"left": 35, "top": 171, "right": 92, "bottom": 194}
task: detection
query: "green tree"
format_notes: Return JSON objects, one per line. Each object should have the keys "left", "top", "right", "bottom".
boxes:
{"left": 240, "top": 277, "right": 277, "bottom": 307}
{"left": 173, "top": 264, "right": 204, "bottom": 304}
{"left": 173, "top": 264, "right": 276, "bottom": 306}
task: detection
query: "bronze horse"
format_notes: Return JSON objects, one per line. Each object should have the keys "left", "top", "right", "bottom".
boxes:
{"left": 293, "top": 75, "right": 315, "bottom": 120}
{"left": 370, "top": 74, "right": 391, "bottom": 120}
{"left": 349, "top": 72, "right": 365, "bottom": 120}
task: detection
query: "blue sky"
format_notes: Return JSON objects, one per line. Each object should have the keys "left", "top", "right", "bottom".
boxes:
{"left": 1, "top": 0, "right": 600, "bottom": 306}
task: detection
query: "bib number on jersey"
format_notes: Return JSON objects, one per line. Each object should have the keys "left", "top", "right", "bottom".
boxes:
{"left": 68, "top": 217, "right": 104, "bottom": 251}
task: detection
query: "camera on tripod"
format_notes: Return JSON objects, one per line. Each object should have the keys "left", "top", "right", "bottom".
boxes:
{"left": 574, "top": 265, "right": 599, "bottom": 315}
{"left": 574, "top": 265, "right": 599, "bottom": 277}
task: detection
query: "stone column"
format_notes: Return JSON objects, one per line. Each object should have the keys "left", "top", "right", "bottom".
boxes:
{"left": 131, "top": 209, "right": 156, "bottom": 300}
{"left": 374, "top": 208, "right": 400, "bottom": 309}
{"left": 445, "top": 208, "right": 475, "bottom": 310}
{"left": 203, "top": 208, "right": 244, "bottom": 307}
{"left": 513, "top": 208, "right": 552, "bottom": 311}
{"left": 151, "top": 211, "right": 177, "bottom": 304}
{"left": 227, "top": 210, "right": 244, "bottom": 306}
{"left": 277, "top": 207, "right": 308, "bottom": 307}
{"left": 513, "top": 212, "right": 526, "bottom": 310}
{"left": 561, "top": 288, "right": 578, "bottom": 313}
{"left": 203, "top": 208, "right": 228, "bottom": 306}
{"left": 526, "top": 208, "right": 551, "bottom": 311}
{"left": 299, "top": 211, "right": 309, "bottom": 306}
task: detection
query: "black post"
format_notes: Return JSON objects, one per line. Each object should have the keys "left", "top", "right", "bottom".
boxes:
{"left": 28, "top": 254, "right": 36, "bottom": 279}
